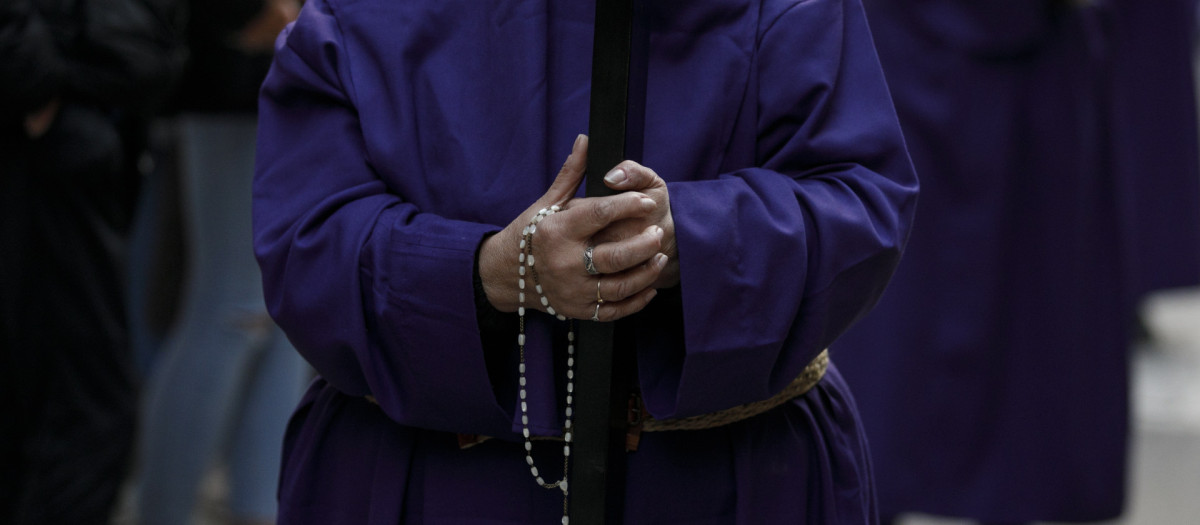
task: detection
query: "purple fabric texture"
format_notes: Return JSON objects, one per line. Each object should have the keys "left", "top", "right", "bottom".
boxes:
{"left": 835, "top": 1, "right": 1199, "bottom": 522}
{"left": 253, "top": 0, "right": 917, "bottom": 522}
{"left": 1109, "top": 0, "right": 1200, "bottom": 297}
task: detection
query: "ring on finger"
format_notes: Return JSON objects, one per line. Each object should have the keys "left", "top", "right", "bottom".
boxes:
{"left": 592, "top": 303, "right": 601, "bottom": 322}
{"left": 596, "top": 279, "right": 605, "bottom": 304}
{"left": 583, "top": 246, "right": 600, "bottom": 275}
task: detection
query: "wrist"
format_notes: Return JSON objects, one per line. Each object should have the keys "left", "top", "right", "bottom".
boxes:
{"left": 479, "top": 230, "right": 519, "bottom": 312}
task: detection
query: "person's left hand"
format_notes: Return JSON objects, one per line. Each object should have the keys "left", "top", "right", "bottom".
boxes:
{"left": 592, "top": 161, "right": 679, "bottom": 289}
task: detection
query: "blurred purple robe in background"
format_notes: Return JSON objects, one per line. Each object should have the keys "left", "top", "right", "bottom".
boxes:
{"left": 252, "top": 0, "right": 918, "bottom": 523}
{"left": 837, "top": 0, "right": 1200, "bottom": 522}
{"left": 1109, "top": 0, "right": 1200, "bottom": 298}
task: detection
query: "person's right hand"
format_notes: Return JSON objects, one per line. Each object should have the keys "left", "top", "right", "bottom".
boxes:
{"left": 479, "top": 135, "right": 669, "bottom": 322}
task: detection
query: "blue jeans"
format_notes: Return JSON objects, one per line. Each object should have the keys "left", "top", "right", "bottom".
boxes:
{"left": 136, "top": 114, "right": 310, "bottom": 523}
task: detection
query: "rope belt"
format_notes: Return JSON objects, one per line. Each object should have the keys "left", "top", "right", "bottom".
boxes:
{"left": 640, "top": 349, "right": 829, "bottom": 432}
{"left": 365, "top": 349, "right": 830, "bottom": 450}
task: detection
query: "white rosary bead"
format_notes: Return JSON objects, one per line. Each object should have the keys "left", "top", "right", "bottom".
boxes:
{"left": 516, "top": 207, "right": 575, "bottom": 516}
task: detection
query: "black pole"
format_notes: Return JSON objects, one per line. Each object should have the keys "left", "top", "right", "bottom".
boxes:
{"left": 570, "top": 0, "right": 635, "bottom": 523}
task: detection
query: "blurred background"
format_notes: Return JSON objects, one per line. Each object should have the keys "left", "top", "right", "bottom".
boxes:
{"left": 3, "top": 0, "right": 1200, "bottom": 524}
{"left": 903, "top": 287, "right": 1200, "bottom": 524}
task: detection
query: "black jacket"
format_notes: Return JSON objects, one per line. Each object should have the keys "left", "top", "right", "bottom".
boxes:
{"left": 0, "top": 0, "right": 187, "bottom": 128}
{"left": 0, "top": 0, "right": 186, "bottom": 212}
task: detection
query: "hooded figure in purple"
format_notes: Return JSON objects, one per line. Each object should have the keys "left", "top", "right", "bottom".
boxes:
{"left": 836, "top": 0, "right": 1200, "bottom": 523}
{"left": 253, "top": 0, "right": 918, "bottom": 523}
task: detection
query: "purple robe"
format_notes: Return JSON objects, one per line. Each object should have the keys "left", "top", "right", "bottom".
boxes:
{"left": 837, "top": 1, "right": 1142, "bottom": 522}
{"left": 253, "top": 0, "right": 918, "bottom": 523}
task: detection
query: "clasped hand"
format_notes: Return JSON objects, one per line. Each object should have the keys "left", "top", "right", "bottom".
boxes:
{"left": 479, "top": 134, "right": 679, "bottom": 322}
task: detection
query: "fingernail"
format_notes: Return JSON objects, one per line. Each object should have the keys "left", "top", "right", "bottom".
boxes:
{"left": 654, "top": 253, "right": 668, "bottom": 268}
{"left": 645, "top": 225, "right": 662, "bottom": 238}
{"left": 605, "top": 168, "right": 627, "bottom": 185}
{"left": 574, "top": 134, "right": 585, "bottom": 150}
{"left": 640, "top": 197, "right": 656, "bottom": 209}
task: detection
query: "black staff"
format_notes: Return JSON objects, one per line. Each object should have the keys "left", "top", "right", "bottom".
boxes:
{"left": 569, "top": 0, "right": 641, "bottom": 523}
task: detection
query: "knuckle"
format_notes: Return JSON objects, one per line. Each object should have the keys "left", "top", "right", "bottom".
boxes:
{"left": 590, "top": 200, "right": 613, "bottom": 224}
{"left": 536, "top": 215, "right": 558, "bottom": 236}
{"left": 612, "top": 280, "right": 631, "bottom": 301}
{"left": 623, "top": 163, "right": 644, "bottom": 181}
{"left": 603, "top": 245, "right": 628, "bottom": 270}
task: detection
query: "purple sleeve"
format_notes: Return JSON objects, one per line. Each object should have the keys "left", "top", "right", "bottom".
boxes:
{"left": 640, "top": 0, "right": 919, "bottom": 418}
{"left": 252, "top": 1, "right": 511, "bottom": 436}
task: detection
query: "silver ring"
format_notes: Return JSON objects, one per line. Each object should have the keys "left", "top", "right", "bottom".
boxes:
{"left": 583, "top": 246, "right": 600, "bottom": 275}
{"left": 592, "top": 303, "right": 601, "bottom": 322}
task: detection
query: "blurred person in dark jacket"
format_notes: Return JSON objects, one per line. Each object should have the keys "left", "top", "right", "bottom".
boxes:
{"left": 133, "top": 1, "right": 307, "bottom": 524}
{"left": 0, "top": 0, "right": 185, "bottom": 523}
